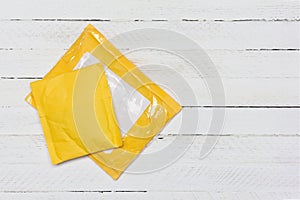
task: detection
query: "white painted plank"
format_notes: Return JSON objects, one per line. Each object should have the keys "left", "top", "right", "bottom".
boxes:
{"left": 0, "top": 192, "right": 211, "bottom": 200}
{"left": 0, "top": 77, "right": 298, "bottom": 106}
{"left": 1, "top": 50, "right": 299, "bottom": 78}
{"left": 0, "top": 191, "right": 299, "bottom": 200}
{"left": 0, "top": 107, "right": 299, "bottom": 135}
{"left": 1, "top": 135, "right": 299, "bottom": 164}
{"left": 1, "top": 135, "right": 300, "bottom": 191}
{"left": 210, "top": 192, "right": 300, "bottom": 200}
{"left": 0, "top": 135, "right": 298, "bottom": 192}
{"left": 0, "top": 21, "right": 299, "bottom": 50}
{"left": 1, "top": 162, "right": 298, "bottom": 191}
{"left": 0, "top": 0, "right": 298, "bottom": 20}
{"left": 0, "top": 0, "right": 298, "bottom": 198}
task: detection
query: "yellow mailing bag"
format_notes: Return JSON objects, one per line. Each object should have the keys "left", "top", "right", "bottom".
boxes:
{"left": 30, "top": 63, "right": 122, "bottom": 164}
{"left": 26, "top": 24, "right": 181, "bottom": 179}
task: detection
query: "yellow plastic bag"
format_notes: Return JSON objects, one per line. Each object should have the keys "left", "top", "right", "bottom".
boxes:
{"left": 26, "top": 24, "right": 181, "bottom": 179}
{"left": 89, "top": 40, "right": 182, "bottom": 179}
{"left": 30, "top": 63, "right": 122, "bottom": 164}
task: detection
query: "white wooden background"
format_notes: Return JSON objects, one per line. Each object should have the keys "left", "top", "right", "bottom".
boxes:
{"left": 0, "top": 0, "right": 299, "bottom": 199}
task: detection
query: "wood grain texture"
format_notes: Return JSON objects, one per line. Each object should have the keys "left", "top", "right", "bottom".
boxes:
{"left": 1, "top": 135, "right": 299, "bottom": 164}
{"left": 1, "top": 78, "right": 299, "bottom": 106}
{"left": 1, "top": 50, "right": 299, "bottom": 78}
{"left": 0, "top": 0, "right": 299, "bottom": 199}
{"left": 0, "top": 107, "right": 299, "bottom": 135}
{"left": 0, "top": 21, "right": 299, "bottom": 50}
{"left": 0, "top": 0, "right": 299, "bottom": 20}
{"left": 0, "top": 135, "right": 298, "bottom": 192}
{"left": 1, "top": 49, "right": 299, "bottom": 106}
{"left": 0, "top": 192, "right": 299, "bottom": 200}
{"left": 0, "top": 192, "right": 210, "bottom": 200}
{"left": 1, "top": 162, "right": 298, "bottom": 191}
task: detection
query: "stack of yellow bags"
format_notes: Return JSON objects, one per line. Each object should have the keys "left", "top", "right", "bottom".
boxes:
{"left": 26, "top": 24, "right": 181, "bottom": 180}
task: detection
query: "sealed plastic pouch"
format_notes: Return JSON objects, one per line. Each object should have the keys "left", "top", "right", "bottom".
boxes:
{"left": 30, "top": 62, "right": 122, "bottom": 164}
{"left": 26, "top": 24, "right": 181, "bottom": 179}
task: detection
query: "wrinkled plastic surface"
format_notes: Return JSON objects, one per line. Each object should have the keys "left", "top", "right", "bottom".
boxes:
{"left": 74, "top": 52, "right": 150, "bottom": 137}
{"left": 26, "top": 24, "right": 181, "bottom": 179}
{"left": 30, "top": 63, "right": 122, "bottom": 164}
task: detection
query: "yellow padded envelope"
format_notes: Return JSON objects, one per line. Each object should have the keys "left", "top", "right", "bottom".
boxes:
{"left": 30, "top": 63, "right": 122, "bottom": 164}
{"left": 26, "top": 24, "right": 181, "bottom": 179}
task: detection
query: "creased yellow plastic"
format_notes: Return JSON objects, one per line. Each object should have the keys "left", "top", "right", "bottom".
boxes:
{"left": 29, "top": 58, "right": 122, "bottom": 164}
{"left": 26, "top": 24, "right": 181, "bottom": 179}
